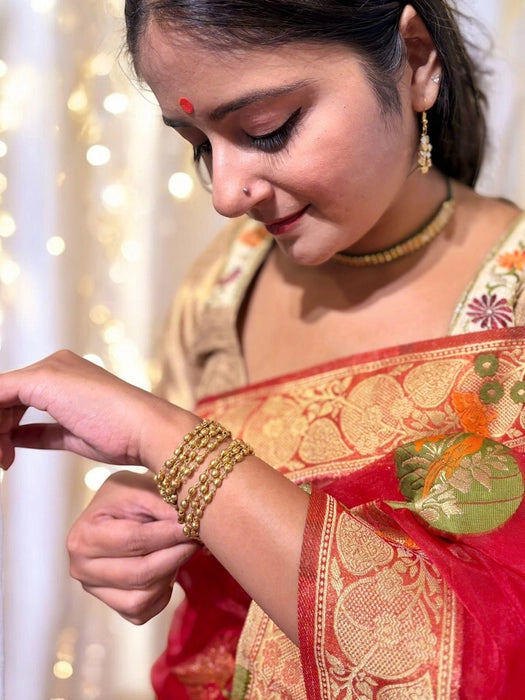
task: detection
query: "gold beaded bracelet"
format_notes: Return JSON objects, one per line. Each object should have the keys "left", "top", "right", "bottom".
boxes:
{"left": 155, "top": 419, "right": 231, "bottom": 509}
{"left": 178, "top": 438, "right": 254, "bottom": 540}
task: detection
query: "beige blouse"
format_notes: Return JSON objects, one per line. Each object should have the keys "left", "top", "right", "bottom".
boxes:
{"left": 155, "top": 212, "right": 525, "bottom": 408}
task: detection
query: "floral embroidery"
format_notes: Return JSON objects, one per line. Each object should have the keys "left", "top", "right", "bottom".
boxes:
{"left": 474, "top": 353, "right": 499, "bottom": 377}
{"left": 449, "top": 213, "right": 525, "bottom": 334}
{"left": 497, "top": 248, "right": 525, "bottom": 270}
{"left": 466, "top": 294, "right": 513, "bottom": 329}
{"left": 239, "top": 225, "right": 268, "bottom": 247}
{"left": 451, "top": 391, "right": 497, "bottom": 435}
{"left": 510, "top": 381, "right": 525, "bottom": 403}
{"left": 388, "top": 433, "right": 524, "bottom": 535}
{"left": 479, "top": 381, "right": 504, "bottom": 405}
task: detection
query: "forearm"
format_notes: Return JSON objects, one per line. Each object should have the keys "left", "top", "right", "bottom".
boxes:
{"left": 150, "top": 418, "right": 309, "bottom": 645}
{"left": 197, "top": 456, "right": 308, "bottom": 644}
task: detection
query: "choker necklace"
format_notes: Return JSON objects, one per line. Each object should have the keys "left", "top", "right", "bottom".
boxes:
{"left": 332, "top": 179, "right": 455, "bottom": 267}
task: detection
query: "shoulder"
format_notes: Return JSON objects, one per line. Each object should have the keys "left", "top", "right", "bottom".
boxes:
{"left": 154, "top": 217, "right": 271, "bottom": 405}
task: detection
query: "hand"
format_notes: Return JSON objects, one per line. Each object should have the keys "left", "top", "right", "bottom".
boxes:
{"left": 0, "top": 350, "right": 197, "bottom": 470}
{"left": 67, "top": 470, "right": 199, "bottom": 624}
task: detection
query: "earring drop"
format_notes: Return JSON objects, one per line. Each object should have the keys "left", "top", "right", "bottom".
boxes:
{"left": 418, "top": 110, "right": 432, "bottom": 174}
{"left": 242, "top": 186, "right": 250, "bottom": 195}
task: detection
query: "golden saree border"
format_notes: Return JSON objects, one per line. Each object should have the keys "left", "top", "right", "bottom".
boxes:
{"left": 299, "top": 490, "right": 461, "bottom": 699}
{"left": 197, "top": 327, "right": 525, "bottom": 483}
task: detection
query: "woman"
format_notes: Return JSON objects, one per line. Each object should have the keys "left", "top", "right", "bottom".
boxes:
{"left": 2, "top": 0, "right": 525, "bottom": 697}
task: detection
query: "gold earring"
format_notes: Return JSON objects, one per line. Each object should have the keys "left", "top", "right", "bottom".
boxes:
{"left": 418, "top": 110, "right": 432, "bottom": 174}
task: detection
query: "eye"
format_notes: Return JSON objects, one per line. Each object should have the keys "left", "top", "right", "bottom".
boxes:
{"left": 192, "top": 141, "right": 213, "bottom": 190}
{"left": 249, "top": 107, "right": 302, "bottom": 153}
{"left": 193, "top": 140, "right": 212, "bottom": 164}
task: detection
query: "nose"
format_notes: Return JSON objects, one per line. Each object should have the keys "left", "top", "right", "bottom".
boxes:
{"left": 210, "top": 145, "right": 272, "bottom": 218}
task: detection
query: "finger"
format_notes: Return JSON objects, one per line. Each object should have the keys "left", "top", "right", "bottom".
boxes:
{"left": 0, "top": 434, "right": 15, "bottom": 468}
{"left": 82, "top": 581, "right": 175, "bottom": 625}
{"left": 11, "top": 423, "right": 68, "bottom": 451}
{"left": 68, "top": 518, "right": 189, "bottom": 560}
{"left": 0, "top": 405, "right": 27, "bottom": 432}
{"left": 69, "top": 543, "right": 196, "bottom": 589}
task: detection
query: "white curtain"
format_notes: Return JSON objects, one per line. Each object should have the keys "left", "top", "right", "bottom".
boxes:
{"left": 0, "top": 1, "right": 523, "bottom": 699}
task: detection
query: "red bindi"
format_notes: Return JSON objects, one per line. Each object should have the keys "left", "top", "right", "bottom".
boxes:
{"left": 179, "top": 98, "right": 194, "bottom": 115}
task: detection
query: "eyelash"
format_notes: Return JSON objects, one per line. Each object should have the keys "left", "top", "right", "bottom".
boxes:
{"left": 192, "top": 107, "right": 302, "bottom": 164}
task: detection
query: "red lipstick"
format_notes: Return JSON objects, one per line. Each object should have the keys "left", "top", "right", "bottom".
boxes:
{"left": 265, "top": 206, "right": 308, "bottom": 236}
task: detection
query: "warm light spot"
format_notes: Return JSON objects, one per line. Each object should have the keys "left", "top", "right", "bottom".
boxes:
{"left": 89, "top": 53, "right": 113, "bottom": 77}
{"left": 103, "top": 92, "right": 129, "bottom": 115}
{"left": 89, "top": 305, "right": 111, "bottom": 325}
{"left": 108, "top": 260, "right": 126, "bottom": 284}
{"left": 103, "top": 319, "right": 125, "bottom": 344}
{"left": 86, "top": 144, "right": 111, "bottom": 166}
{"left": 84, "top": 465, "right": 111, "bottom": 492}
{"left": 0, "top": 61, "right": 7, "bottom": 78}
{"left": 1, "top": 260, "right": 20, "bottom": 285}
{"left": 82, "top": 353, "right": 105, "bottom": 368}
{"left": 101, "top": 183, "right": 126, "bottom": 210}
{"left": 110, "top": 338, "right": 139, "bottom": 366}
{"left": 67, "top": 87, "right": 88, "bottom": 113}
{"left": 121, "top": 239, "right": 141, "bottom": 262}
{"left": 46, "top": 236, "right": 66, "bottom": 256}
{"left": 31, "top": 0, "right": 57, "bottom": 13}
{"left": 56, "top": 171, "right": 66, "bottom": 187}
{"left": 0, "top": 141, "right": 7, "bottom": 157}
{"left": 168, "top": 171, "right": 194, "bottom": 200}
{"left": 0, "top": 211, "right": 15, "bottom": 237}
{"left": 53, "top": 660, "right": 73, "bottom": 680}
{"left": 0, "top": 173, "right": 7, "bottom": 194}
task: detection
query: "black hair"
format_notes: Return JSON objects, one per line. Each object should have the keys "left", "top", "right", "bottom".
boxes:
{"left": 124, "top": 0, "right": 487, "bottom": 186}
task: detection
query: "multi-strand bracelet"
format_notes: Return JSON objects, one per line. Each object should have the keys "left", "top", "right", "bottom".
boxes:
{"left": 155, "top": 419, "right": 231, "bottom": 509}
{"left": 155, "top": 420, "right": 254, "bottom": 541}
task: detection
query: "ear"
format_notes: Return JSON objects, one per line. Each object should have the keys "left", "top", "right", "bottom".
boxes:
{"left": 399, "top": 4, "right": 442, "bottom": 112}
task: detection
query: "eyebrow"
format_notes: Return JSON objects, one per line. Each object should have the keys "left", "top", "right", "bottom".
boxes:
{"left": 162, "top": 79, "right": 312, "bottom": 129}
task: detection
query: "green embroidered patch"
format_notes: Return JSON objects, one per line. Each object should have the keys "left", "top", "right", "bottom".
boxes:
{"left": 230, "top": 665, "right": 251, "bottom": 699}
{"left": 386, "top": 433, "right": 524, "bottom": 535}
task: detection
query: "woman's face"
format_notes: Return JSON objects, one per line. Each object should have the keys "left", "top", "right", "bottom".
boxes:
{"left": 139, "top": 23, "right": 422, "bottom": 265}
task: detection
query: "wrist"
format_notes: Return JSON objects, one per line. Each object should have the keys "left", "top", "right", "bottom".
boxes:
{"left": 154, "top": 418, "right": 254, "bottom": 541}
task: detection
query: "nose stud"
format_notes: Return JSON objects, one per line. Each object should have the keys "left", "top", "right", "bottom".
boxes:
{"left": 242, "top": 186, "right": 250, "bottom": 195}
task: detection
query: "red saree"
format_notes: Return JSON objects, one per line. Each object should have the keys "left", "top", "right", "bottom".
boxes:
{"left": 152, "top": 327, "right": 525, "bottom": 699}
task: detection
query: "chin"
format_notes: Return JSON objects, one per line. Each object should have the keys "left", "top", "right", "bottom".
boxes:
{"left": 277, "top": 239, "right": 335, "bottom": 267}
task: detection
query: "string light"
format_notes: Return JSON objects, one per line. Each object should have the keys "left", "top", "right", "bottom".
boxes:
{"left": 101, "top": 182, "right": 127, "bottom": 210}
{"left": 67, "top": 86, "right": 88, "bottom": 113}
{"left": 53, "top": 661, "right": 73, "bottom": 680}
{"left": 86, "top": 144, "right": 111, "bottom": 166}
{"left": 31, "top": 0, "right": 57, "bottom": 14}
{"left": 0, "top": 211, "right": 16, "bottom": 237}
{"left": 46, "top": 236, "right": 66, "bottom": 256}
{"left": 168, "top": 171, "right": 195, "bottom": 200}
{"left": 103, "top": 92, "right": 129, "bottom": 115}
{"left": 0, "top": 141, "right": 7, "bottom": 157}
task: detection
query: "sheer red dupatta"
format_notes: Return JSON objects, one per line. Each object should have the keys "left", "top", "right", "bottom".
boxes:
{"left": 152, "top": 327, "right": 525, "bottom": 698}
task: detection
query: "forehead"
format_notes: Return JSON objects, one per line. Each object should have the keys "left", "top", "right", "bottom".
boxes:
{"left": 138, "top": 20, "right": 359, "bottom": 97}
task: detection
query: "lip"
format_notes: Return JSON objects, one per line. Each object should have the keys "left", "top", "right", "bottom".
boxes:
{"left": 265, "top": 205, "right": 309, "bottom": 236}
